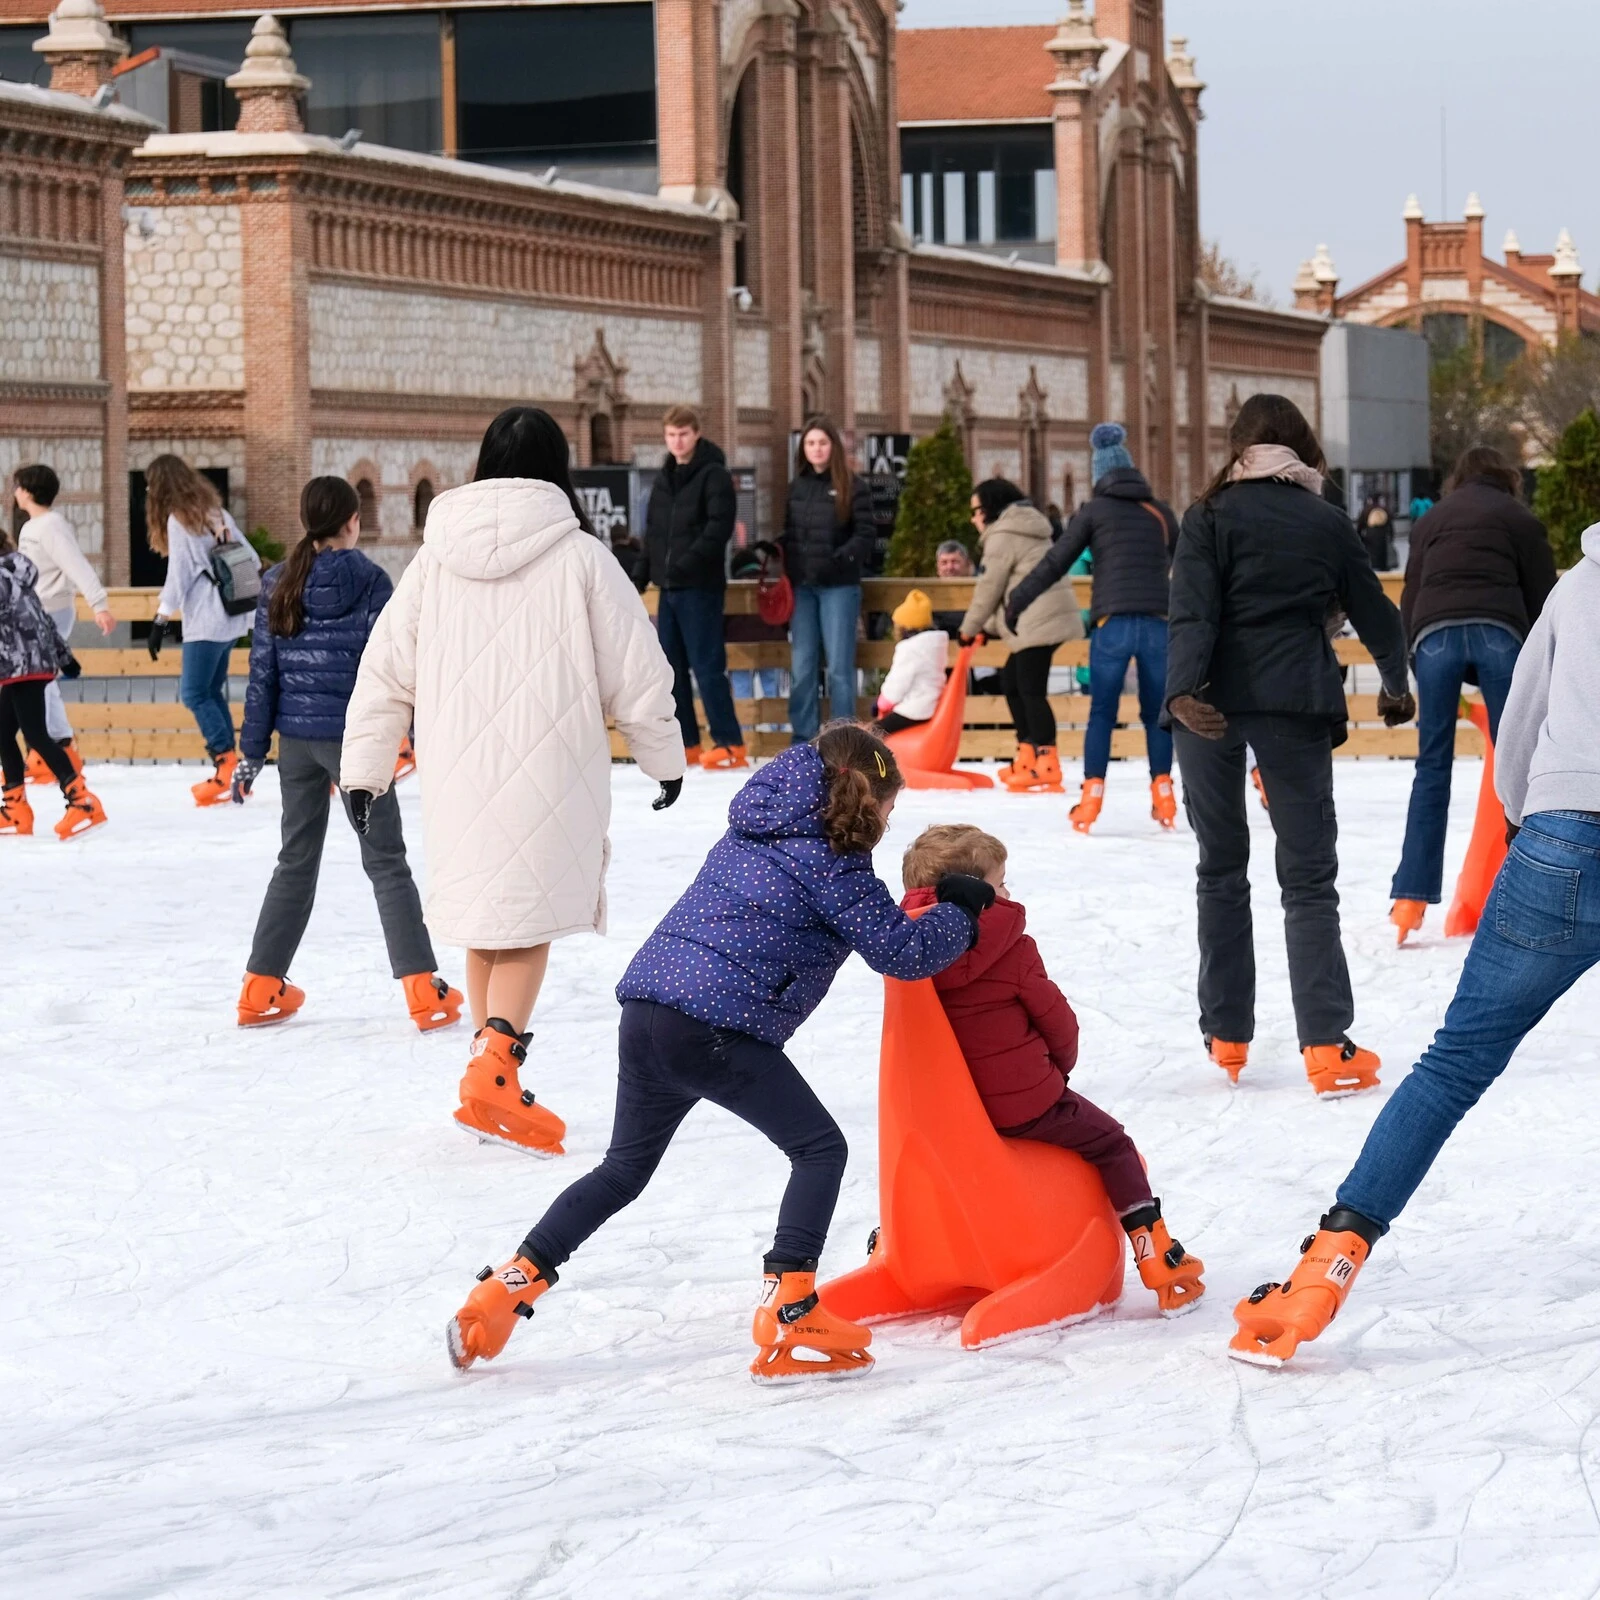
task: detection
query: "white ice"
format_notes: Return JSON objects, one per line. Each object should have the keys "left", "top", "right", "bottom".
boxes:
{"left": 5, "top": 759, "right": 1600, "bottom": 1598}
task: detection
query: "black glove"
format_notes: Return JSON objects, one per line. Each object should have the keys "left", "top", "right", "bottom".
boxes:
{"left": 936, "top": 872, "right": 996, "bottom": 946}
{"left": 59, "top": 649, "right": 81, "bottom": 680}
{"left": 652, "top": 777, "right": 682, "bottom": 812}
{"left": 1003, "top": 605, "right": 1021, "bottom": 633}
{"left": 231, "top": 754, "right": 263, "bottom": 804}
{"left": 1169, "top": 693, "right": 1228, "bottom": 740}
{"left": 1505, "top": 818, "right": 1520, "bottom": 847}
{"left": 347, "top": 789, "right": 374, "bottom": 836}
{"left": 1377, "top": 687, "right": 1416, "bottom": 727}
{"left": 147, "top": 618, "right": 168, "bottom": 661}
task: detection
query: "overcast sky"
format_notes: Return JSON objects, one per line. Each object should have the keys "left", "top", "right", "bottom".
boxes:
{"left": 897, "top": 0, "right": 1599, "bottom": 304}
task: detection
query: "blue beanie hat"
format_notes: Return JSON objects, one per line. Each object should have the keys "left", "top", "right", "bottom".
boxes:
{"left": 1090, "top": 422, "right": 1133, "bottom": 485}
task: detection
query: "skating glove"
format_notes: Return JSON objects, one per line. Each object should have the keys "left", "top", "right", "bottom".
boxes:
{"left": 956, "top": 632, "right": 988, "bottom": 649}
{"left": 146, "top": 618, "right": 168, "bottom": 661}
{"left": 231, "top": 754, "right": 263, "bottom": 804}
{"left": 1168, "top": 693, "right": 1228, "bottom": 740}
{"left": 1505, "top": 818, "right": 1520, "bottom": 847}
{"left": 347, "top": 788, "right": 374, "bottom": 835}
{"left": 652, "top": 777, "right": 682, "bottom": 812}
{"left": 1376, "top": 687, "right": 1416, "bottom": 727}
{"left": 58, "top": 648, "right": 81, "bottom": 680}
{"left": 936, "top": 872, "right": 996, "bottom": 946}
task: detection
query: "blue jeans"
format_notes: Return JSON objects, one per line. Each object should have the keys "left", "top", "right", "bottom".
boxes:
{"left": 1340, "top": 811, "right": 1600, "bottom": 1230}
{"left": 1391, "top": 623, "right": 1522, "bottom": 902}
{"left": 789, "top": 583, "right": 861, "bottom": 741}
{"left": 1085, "top": 613, "right": 1172, "bottom": 779}
{"left": 180, "top": 638, "right": 236, "bottom": 756}
{"left": 656, "top": 587, "right": 742, "bottom": 751}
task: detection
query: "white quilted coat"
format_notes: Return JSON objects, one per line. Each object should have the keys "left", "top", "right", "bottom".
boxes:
{"left": 340, "top": 478, "right": 684, "bottom": 949}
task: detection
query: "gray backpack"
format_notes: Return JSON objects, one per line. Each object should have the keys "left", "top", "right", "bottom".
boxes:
{"left": 207, "top": 533, "right": 260, "bottom": 616}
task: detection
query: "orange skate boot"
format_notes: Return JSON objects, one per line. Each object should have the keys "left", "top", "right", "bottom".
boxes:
{"left": 237, "top": 972, "right": 306, "bottom": 1026}
{"left": 1229, "top": 1208, "right": 1379, "bottom": 1366}
{"left": 1, "top": 783, "right": 34, "bottom": 836}
{"left": 1122, "top": 1201, "right": 1205, "bottom": 1316}
{"left": 1069, "top": 777, "right": 1105, "bottom": 832}
{"left": 446, "top": 1254, "right": 554, "bottom": 1370}
{"left": 1206, "top": 1036, "right": 1249, "bottom": 1084}
{"left": 750, "top": 1262, "right": 874, "bottom": 1383}
{"left": 700, "top": 743, "right": 749, "bottom": 770}
{"left": 454, "top": 1019, "right": 567, "bottom": 1156}
{"left": 1250, "top": 765, "right": 1268, "bottom": 809}
{"left": 997, "top": 741, "right": 1035, "bottom": 787}
{"left": 55, "top": 775, "right": 106, "bottom": 839}
{"left": 394, "top": 735, "right": 417, "bottom": 782}
{"left": 682, "top": 744, "right": 703, "bottom": 766}
{"left": 25, "top": 746, "right": 52, "bottom": 784}
{"left": 1151, "top": 774, "right": 1177, "bottom": 829}
{"left": 1021, "top": 746, "right": 1065, "bottom": 793}
{"left": 403, "top": 972, "right": 463, "bottom": 1032}
{"left": 192, "top": 749, "right": 238, "bottom": 807}
{"left": 1390, "top": 899, "right": 1426, "bottom": 946}
{"left": 1303, "top": 1038, "right": 1381, "bottom": 1098}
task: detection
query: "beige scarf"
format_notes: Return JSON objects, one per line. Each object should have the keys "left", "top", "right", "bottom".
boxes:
{"left": 1229, "top": 443, "right": 1323, "bottom": 496}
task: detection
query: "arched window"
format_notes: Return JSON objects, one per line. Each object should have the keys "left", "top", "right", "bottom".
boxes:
{"left": 589, "top": 413, "right": 614, "bottom": 465}
{"left": 356, "top": 477, "right": 378, "bottom": 532}
{"left": 413, "top": 479, "right": 435, "bottom": 531}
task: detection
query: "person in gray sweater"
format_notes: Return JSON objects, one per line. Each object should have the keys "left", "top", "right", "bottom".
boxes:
{"left": 1228, "top": 523, "right": 1600, "bottom": 1367}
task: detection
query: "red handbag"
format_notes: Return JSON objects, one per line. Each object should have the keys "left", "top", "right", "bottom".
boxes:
{"left": 755, "top": 542, "right": 794, "bottom": 626}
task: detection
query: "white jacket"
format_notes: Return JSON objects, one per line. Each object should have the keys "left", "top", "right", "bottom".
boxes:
{"left": 155, "top": 510, "right": 258, "bottom": 643}
{"left": 18, "top": 509, "right": 108, "bottom": 616}
{"left": 340, "top": 477, "right": 685, "bottom": 949}
{"left": 878, "top": 628, "right": 950, "bottom": 721}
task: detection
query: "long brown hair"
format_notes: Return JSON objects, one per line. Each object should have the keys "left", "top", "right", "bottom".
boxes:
{"left": 1201, "top": 393, "right": 1326, "bottom": 501}
{"left": 794, "top": 415, "right": 855, "bottom": 523}
{"left": 815, "top": 720, "right": 902, "bottom": 855}
{"left": 1445, "top": 444, "right": 1521, "bottom": 497}
{"left": 269, "top": 476, "right": 361, "bottom": 637}
{"left": 145, "top": 454, "right": 220, "bottom": 556}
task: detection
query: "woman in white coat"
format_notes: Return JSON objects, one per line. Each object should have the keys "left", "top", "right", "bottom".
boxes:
{"left": 341, "top": 407, "right": 685, "bottom": 1155}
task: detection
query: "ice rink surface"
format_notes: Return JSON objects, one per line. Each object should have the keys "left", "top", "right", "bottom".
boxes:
{"left": 6, "top": 758, "right": 1600, "bottom": 1599}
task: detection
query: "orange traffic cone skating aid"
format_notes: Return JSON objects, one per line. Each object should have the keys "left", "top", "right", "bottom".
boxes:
{"left": 402, "top": 972, "right": 463, "bottom": 1032}
{"left": 1229, "top": 1210, "right": 1378, "bottom": 1366}
{"left": 1390, "top": 898, "right": 1426, "bottom": 946}
{"left": 750, "top": 1265, "right": 873, "bottom": 1383}
{"left": 237, "top": 972, "right": 305, "bottom": 1026}
{"left": 192, "top": 749, "right": 238, "bottom": 807}
{"left": 455, "top": 1020, "right": 566, "bottom": 1156}
{"left": 1, "top": 783, "right": 34, "bottom": 836}
{"left": 54, "top": 775, "right": 106, "bottom": 839}
{"left": 882, "top": 642, "right": 994, "bottom": 791}
{"left": 700, "top": 743, "right": 750, "bottom": 770}
{"left": 447, "top": 1255, "right": 554, "bottom": 1370}
{"left": 1206, "top": 1036, "right": 1248, "bottom": 1084}
{"left": 1069, "top": 778, "right": 1105, "bottom": 833}
{"left": 1121, "top": 1201, "right": 1205, "bottom": 1316}
{"left": 1444, "top": 697, "right": 1507, "bottom": 939}
{"left": 1303, "top": 1038, "right": 1380, "bottom": 1098}
{"left": 1150, "top": 774, "right": 1177, "bottom": 828}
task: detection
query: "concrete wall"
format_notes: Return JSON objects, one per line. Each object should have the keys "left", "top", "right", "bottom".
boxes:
{"left": 1320, "top": 321, "right": 1430, "bottom": 475}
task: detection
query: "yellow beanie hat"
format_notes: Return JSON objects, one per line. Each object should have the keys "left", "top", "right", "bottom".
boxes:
{"left": 892, "top": 589, "right": 934, "bottom": 632}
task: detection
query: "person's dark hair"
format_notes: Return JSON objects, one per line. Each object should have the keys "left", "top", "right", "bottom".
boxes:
{"left": 974, "top": 477, "right": 1028, "bottom": 524}
{"left": 474, "top": 406, "right": 594, "bottom": 534}
{"left": 15, "top": 464, "right": 59, "bottom": 507}
{"left": 815, "top": 720, "right": 903, "bottom": 855}
{"left": 1202, "top": 393, "right": 1326, "bottom": 500}
{"left": 794, "top": 415, "right": 855, "bottom": 520}
{"left": 1446, "top": 444, "right": 1521, "bottom": 497}
{"left": 269, "top": 476, "right": 361, "bottom": 637}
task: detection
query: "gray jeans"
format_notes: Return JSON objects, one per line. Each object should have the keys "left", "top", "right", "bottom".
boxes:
{"left": 44, "top": 606, "right": 74, "bottom": 743}
{"left": 246, "top": 735, "right": 436, "bottom": 981}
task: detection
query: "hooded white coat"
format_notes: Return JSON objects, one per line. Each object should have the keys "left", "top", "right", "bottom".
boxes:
{"left": 340, "top": 477, "right": 685, "bottom": 948}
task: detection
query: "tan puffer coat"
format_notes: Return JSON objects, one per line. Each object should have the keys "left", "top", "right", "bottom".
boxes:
{"left": 340, "top": 478, "right": 684, "bottom": 949}
{"left": 959, "top": 503, "right": 1085, "bottom": 650}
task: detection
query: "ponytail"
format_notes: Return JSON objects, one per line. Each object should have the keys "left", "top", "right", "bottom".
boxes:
{"left": 815, "top": 720, "right": 903, "bottom": 855}
{"left": 269, "top": 476, "right": 360, "bottom": 638}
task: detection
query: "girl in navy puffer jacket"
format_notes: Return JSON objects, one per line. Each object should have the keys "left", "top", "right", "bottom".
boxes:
{"left": 448, "top": 722, "right": 990, "bottom": 1383}
{"left": 232, "top": 477, "right": 460, "bottom": 1035}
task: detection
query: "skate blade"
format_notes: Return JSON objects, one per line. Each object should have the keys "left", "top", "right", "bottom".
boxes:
{"left": 238, "top": 1007, "right": 297, "bottom": 1027}
{"left": 1227, "top": 1325, "right": 1297, "bottom": 1365}
{"left": 749, "top": 1348, "right": 874, "bottom": 1384}
{"left": 1159, "top": 1288, "right": 1206, "bottom": 1318}
{"left": 57, "top": 817, "right": 106, "bottom": 840}
{"left": 446, "top": 1316, "right": 476, "bottom": 1371}
{"left": 453, "top": 1115, "right": 563, "bottom": 1159}
{"left": 1227, "top": 1343, "right": 1286, "bottom": 1368}
{"left": 1312, "top": 1079, "right": 1380, "bottom": 1100}
{"left": 412, "top": 1011, "right": 462, "bottom": 1032}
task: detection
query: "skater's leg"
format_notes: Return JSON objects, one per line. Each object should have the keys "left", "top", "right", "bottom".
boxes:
{"left": 1390, "top": 628, "right": 1466, "bottom": 904}
{"left": 654, "top": 590, "right": 701, "bottom": 753}
{"left": 1132, "top": 617, "right": 1173, "bottom": 777}
{"left": 1084, "top": 617, "right": 1133, "bottom": 780}
{"left": 180, "top": 639, "right": 237, "bottom": 754}
{"left": 673, "top": 586, "right": 743, "bottom": 750}
{"left": 0, "top": 687, "right": 24, "bottom": 788}
{"left": 1001, "top": 1089, "right": 1152, "bottom": 1214}
{"left": 1337, "top": 812, "right": 1600, "bottom": 1231}
{"left": 464, "top": 944, "right": 550, "bottom": 1032}
{"left": 246, "top": 737, "right": 333, "bottom": 978}
{"left": 1469, "top": 622, "right": 1521, "bottom": 742}
{"left": 7, "top": 681, "right": 75, "bottom": 786}
{"left": 787, "top": 586, "right": 823, "bottom": 742}
{"left": 816, "top": 584, "right": 862, "bottom": 726}
{"left": 1009, "top": 644, "right": 1057, "bottom": 751}
{"left": 44, "top": 606, "right": 76, "bottom": 744}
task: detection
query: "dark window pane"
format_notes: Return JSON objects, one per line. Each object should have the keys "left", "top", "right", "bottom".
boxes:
{"left": 1422, "top": 312, "right": 1469, "bottom": 360}
{"left": 1483, "top": 320, "right": 1526, "bottom": 375}
{"left": 0, "top": 26, "right": 46, "bottom": 87}
{"left": 126, "top": 20, "right": 254, "bottom": 67}
{"left": 997, "top": 168, "right": 1033, "bottom": 241}
{"left": 291, "top": 14, "right": 441, "bottom": 154}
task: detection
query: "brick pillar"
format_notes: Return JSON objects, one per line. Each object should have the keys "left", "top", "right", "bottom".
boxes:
{"left": 1551, "top": 230, "right": 1584, "bottom": 334}
{"left": 702, "top": 218, "right": 738, "bottom": 453}
{"left": 1146, "top": 120, "right": 1181, "bottom": 499}
{"left": 33, "top": 0, "right": 126, "bottom": 97}
{"left": 1045, "top": 3, "right": 1106, "bottom": 272}
{"left": 1114, "top": 124, "right": 1150, "bottom": 462}
{"left": 99, "top": 154, "right": 130, "bottom": 583}
{"left": 1404, "top": 195, "right": 1424, "bottom": 308}
{"left": 1464, "top": 192, "right": 1484, "bottom": 304}
{"left": 756, "top": 1, "right": 803, "bottom": 436}
{"left": 806, "top": 10, "right": 855, "bottom": 428}
{"left": 227, "top": 15, "right": 308, "bottom": 135}
{"left": 656, "top": 0, "right": 724, "bottom": 207}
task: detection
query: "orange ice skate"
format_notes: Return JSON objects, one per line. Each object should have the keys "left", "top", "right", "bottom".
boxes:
{"left": 1069, "top": 778, "right": 1105, "bottom": 832}
{"left": 682, "top": 744, "right": 703, "bottom": 766}
{"left": 192, "top": 750, "right": 238, "bottom": 807}
{"left": 237, "top": 972, "right": 306, "bottom": 1027}
{"left": 1027, "top": 747, "right": 1065, "bottom": 793}
{"left": 2, "top": 783, "right": 34, "bottom": 836}
{"left": 1250, "top": 765, "right": 1268, "bottom": 809}
{"left": 54, "top": 775, "right": 106, "bottom": 839}
{"left": 997, "top": 741, "right": 1035, "bottom": 787}
{"left": 700, "top": 743, "right": 749, "bottom": 770}
{"left": 1303, "top": 1038, "right": 1380, "bottom": 1098}
{"left": 402, "top": 972, "right": 463, "bottom": 1032}
{"left": 447, "top": 1255, "right": 554, "bottom": 1370}
{"left": 1229, "top": 1209, "right": 1378, "bottom": 1366}
{"left": 1122, "top": 1202, "right": 1205, "bottom": 1316}
{"left": 1206, "top": 1036, "right": 1248, "bottom": 1084}
{"left": 1150, "top": 774, "right": 1177, "bottom": 829}
{"left": 1390, "top": 899, "right": 1426, "bottom": 946}
{"left": 750, "top": 1264, "right": 873, "bottom": 1383}
{"left": 394, "top": 735, "right": 417, "bottom": 782}
{"left": 25, "top": 741, "right": 79, "bottom": 784}
{"left": 454, "top": 1020, "right": 567, "bottom": 1156}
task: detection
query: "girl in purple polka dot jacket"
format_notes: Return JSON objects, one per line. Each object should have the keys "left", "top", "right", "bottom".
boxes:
{"left": 447, "top": 720, "right": 995, "bottom": 1383}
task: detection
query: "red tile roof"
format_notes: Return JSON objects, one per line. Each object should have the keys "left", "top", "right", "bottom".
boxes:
{"left": 897, "top": 27, "right": 1056, "bottom": 124}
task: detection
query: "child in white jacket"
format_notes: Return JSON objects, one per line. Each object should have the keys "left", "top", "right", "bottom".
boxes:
{"left": 874, "top": 588, "right": 950, "bottom": 734}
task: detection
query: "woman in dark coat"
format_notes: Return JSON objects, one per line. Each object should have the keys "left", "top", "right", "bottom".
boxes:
{"left": 1165, "top": 394, "right": 1413, "bottom": 1095}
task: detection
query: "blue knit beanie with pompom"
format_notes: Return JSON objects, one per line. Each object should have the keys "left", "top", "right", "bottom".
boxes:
{"left": 1090, "top": 422, "right": 1133, "bottom": 485}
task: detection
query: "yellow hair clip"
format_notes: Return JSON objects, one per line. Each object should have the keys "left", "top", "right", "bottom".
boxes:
{"left": 874, "top": 750, "right": 887, "bottom": 778}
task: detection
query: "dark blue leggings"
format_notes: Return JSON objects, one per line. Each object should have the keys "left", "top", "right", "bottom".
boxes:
{"left": 521, "top": 1000, "right": 848, "bottom": 1272}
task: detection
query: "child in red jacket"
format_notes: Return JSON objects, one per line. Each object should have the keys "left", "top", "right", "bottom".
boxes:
{"left": 901, "top": 823, "right": 1205, "bottom": 1315}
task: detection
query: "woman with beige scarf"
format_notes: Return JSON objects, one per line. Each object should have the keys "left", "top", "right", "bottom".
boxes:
{"left": 1164, "top": 393, "right": 1413, "bottom": 1098}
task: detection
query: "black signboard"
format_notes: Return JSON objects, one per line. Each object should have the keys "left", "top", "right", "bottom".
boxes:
{"left": 571, "top": 466, "right": 634, "bottom": 542}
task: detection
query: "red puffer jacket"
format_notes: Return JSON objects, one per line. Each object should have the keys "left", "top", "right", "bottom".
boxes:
{"left": 902, "top": 888, "right": 1078, "bottom": 1128}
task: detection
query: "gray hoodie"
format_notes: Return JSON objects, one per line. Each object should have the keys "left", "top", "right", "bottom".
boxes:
{"left": 1496, "top": 524, "right": 1600, "bottom": 825}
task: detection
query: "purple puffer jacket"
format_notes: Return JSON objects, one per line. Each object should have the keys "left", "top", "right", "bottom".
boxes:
{"left": 616, "top": 743, "right": 972, "bottom": 1045}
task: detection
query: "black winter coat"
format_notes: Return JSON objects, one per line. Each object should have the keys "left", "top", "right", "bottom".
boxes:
{"left": 1166, "top": 479, "right": 1409, "bottom": 743}
{"left": 0, "top": 551, "right": 70, "bottom": 684}
{"left": 644, "top": 438, "right": 735, "bottom": 591}
{"left": 1004, "top": 467, "right": 1178, "bottom": 628}
{"left": 240, "top": 547, "right": 393, "bottom": 761}
{"left": 1400, "top": 478, "right": 1557, "bottom": 646}
{"left": 782, "top": 465, "right": 875, "bottom": 589}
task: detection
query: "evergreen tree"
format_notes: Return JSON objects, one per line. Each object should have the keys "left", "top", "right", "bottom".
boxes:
{"left": 1533, "top": 407, "right": 1600, "bottom": 569}
{"left": 885, "top": 418, "right": 974, "bottom": 577}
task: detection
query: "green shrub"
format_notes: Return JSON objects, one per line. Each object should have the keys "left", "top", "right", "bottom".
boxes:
{"left": 1532, "top": 407, "right": 1600, "bottom": 568}
{"left": 884, "top": 418, "right": 974, "bottom": 577}
{"left": 247, "top": 525, "right": 287, "bottom": 565}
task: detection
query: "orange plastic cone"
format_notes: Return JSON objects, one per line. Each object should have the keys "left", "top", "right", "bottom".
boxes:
{"left": 1443, "top": 698, "right": 1508, "bottom": 939}
{"left": 882, "top": 641, "right": 995, "bottom": 791}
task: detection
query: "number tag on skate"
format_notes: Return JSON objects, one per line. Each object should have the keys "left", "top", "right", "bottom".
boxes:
{"left": 760, "top": 1278, "right": 778, "bottom": 1307}
{"left": 1325, "top": 1254, "right": 1356, "bottom": 1287}
{"left": 1131, "top": 1232, "right": 1154, "bottom": 1264}
{"left": 498, "top": 1264, "right": 531, "bottom": 1291}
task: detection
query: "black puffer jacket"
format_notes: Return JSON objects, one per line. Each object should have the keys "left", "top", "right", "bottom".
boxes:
{"left": 782, "top": 465, "right": 875, "bottom": 588}
{"left": 1401, "top": 478, "right": 1557, "bottom": 646}
{"left": 0, "top": 551, "right": 70, "bottom": 684}
{"left": 644, "top": 438, "right": 735, "bottom": 591}
{"left": 1004, "top": 467, "right": 1178, "bottom": 628}
{"left": 1166, "top": 479, "right": 1408, "bottom": 742}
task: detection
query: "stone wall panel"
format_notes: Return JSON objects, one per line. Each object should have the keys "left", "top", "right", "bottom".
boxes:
{"left": 909, "top": 341, "right": 1088, "bottom": 421}
{"left": 0, "top": 255, "right": 101, "bottom": 384}
{"left": 0, "top": 433, "right": 104, "bottom": 557}
{"left": 124, "top": 205, "right": 245, "bottom": 392}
